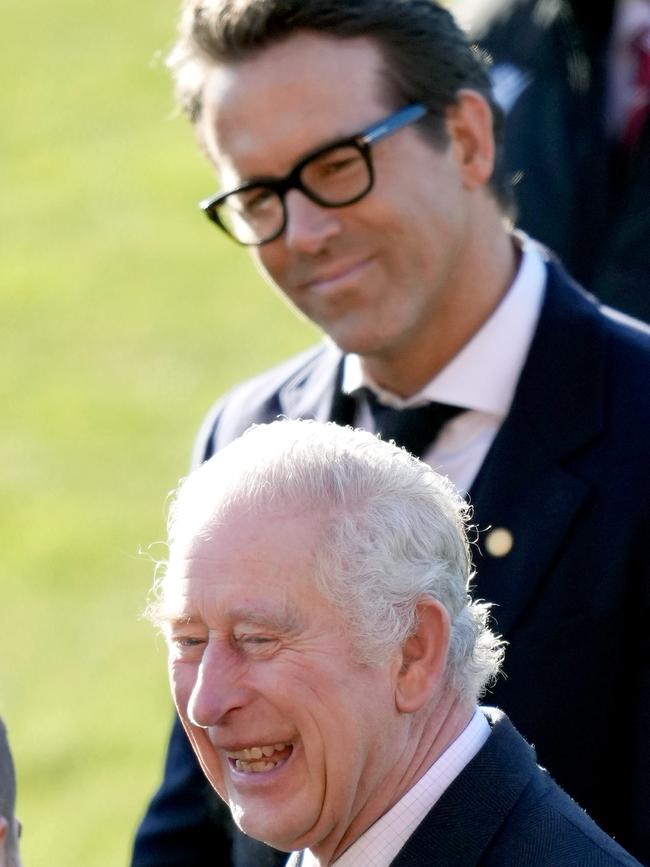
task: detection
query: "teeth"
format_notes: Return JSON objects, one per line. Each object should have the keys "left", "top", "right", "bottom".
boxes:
{"left": 228, "top": 742, "right": 291, "bottom": 773}
{"left": 235, "top": 759, "right": 277, "bottom": 773}
{"left": 226, "top": 742, "right": 287, "bottom": 760}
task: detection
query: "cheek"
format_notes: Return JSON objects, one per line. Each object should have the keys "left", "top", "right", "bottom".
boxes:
{"left": 317, "top": 678, "right": 398, "bottom": 809}
{"left": 168, "top": 659, "right": 198, "bottom": 715}
{"left": 254, "top": 245, "right": 287, "bottom": 290}
{"left": 185, "top": 728, "right": 229, "bottom": 801}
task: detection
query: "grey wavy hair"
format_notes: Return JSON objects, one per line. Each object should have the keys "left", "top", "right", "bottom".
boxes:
{"left": 162, "top": 419, "right": 505, "bottom": 704}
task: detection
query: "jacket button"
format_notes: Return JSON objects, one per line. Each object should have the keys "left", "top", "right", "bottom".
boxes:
{"left": 485, "top": 527, "right": 514, "bottom": 558}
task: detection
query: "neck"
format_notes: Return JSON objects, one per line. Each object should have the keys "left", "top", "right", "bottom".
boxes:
{"left": 361, "top": 223, "right": 519, "bottom": 398}
{"left": 311, "top": 693, "right": 474, "bottom": 866}
{"left": 392, "top": 693, "right": 476, "bottom": 815}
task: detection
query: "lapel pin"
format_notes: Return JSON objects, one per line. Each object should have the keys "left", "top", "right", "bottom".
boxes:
{"left": 485, "top": 527, "right": 514, "bottom": 558}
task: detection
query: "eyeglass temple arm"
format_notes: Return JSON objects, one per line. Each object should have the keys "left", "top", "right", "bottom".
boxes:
{"left": 360, "top": 103, "right": 428, "bottom": 145}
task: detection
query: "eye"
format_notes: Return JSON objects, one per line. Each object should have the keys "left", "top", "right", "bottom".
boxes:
{"left": 235, "top": 632, "right": 274, "bottom": 646}
{"left": 167, "top": 633, "right": 207, "bottom": 659}
{"left": 308, "top": 145, "right": 364, "bottom": 180}
{"left": 233, "top": 629, "right": 279, "bottom": 655}
{"left": 322, "top": 154, "right": 361, "bottom": 175}
{"left": 176, "top": 636, "right": 206, "bottom": 647}
{"left": 234, "top": 187, "right": 277, "bottom": 217}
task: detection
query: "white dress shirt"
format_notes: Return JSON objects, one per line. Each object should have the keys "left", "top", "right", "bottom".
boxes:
{"left": 342, "top": 234, "right": 546, "bottom": 493}
{"left": 286, "top": 709, "right": 491, "bottom": 867}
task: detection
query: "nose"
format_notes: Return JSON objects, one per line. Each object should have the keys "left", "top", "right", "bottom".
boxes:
{"left": 186, "top": 640, "right": 251, "bottom": 728}
{"left": 283, "top": 189, "right": 342, "bottom": 254}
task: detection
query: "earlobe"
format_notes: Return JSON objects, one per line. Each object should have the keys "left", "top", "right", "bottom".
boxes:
{"left": 395, "top": 600, "right": 450, "bottom": 714}
{"left": 446, "top": 89, "right": 496, "bottom": 190}
{"left": 0, "top": 815, "right": 8, "bottom": 842}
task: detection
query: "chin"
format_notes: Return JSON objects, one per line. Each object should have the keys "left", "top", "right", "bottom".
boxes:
{"left": 235, "top": 816, "right": 300, "bottom": 854}
{"left": 321, "top": 323, "right": 384, "bottom": 357}
{"left": 235, "top": 801, "right": 327, "bottom": 855}
{"left": 321, "top": 307, "right": 405, "bottom": 357}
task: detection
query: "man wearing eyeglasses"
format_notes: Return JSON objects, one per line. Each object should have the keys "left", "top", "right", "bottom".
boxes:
{"left": 131, "top": 1, "right": 650, "bottom": 865}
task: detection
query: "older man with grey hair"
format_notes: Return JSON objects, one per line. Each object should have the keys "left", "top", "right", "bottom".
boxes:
{"left": 149, "top": 420, "right": 639, "bottom": 866}
{"left": 0, "top": 719, "right": 22, "bottom": 867}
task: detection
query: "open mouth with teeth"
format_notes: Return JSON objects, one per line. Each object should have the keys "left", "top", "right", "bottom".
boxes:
{"left": 226, "top": 743, "right": 293, "bottom": 774}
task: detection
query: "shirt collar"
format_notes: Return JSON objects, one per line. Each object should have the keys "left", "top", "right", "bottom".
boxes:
{"left": 342, "top": 233, "right": 546, "bottom": 418}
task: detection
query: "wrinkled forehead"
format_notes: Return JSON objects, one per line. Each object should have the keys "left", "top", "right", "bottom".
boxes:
{"left": 198, "top": 32, "right": 391, "bottom": 179}
{"left": 160, "top": 502, "right": 335, "bottom": 625}
{"left": 167, "top": 492, "right": 331, "bottom": 572}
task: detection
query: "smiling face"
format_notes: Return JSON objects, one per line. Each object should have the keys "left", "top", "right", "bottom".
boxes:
{"left": 161, "top": 505, "right": 411, "bottom": 859}
{"left": 198, "top": 32, "right": 493, "bottom": 389}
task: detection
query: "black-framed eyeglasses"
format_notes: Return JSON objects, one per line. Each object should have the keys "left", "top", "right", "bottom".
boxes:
{"left": 199, "top": 103, "right": 428, "bottom": 246}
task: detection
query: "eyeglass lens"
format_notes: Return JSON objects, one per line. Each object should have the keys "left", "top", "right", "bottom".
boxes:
{"left": 216, "top": 142, "right": 372, "bottom": 244}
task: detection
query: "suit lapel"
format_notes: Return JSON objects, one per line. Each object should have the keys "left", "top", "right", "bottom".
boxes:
{"left": 277, "top": 342, "right": 344, "bottom": 422}
{"left": 469, "top": 264, "right": 604, "bottom": 635}
{"left": 469, "top": 410, "right": 589, "bottom": 635}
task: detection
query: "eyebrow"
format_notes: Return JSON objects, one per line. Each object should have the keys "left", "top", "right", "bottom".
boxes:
{"left": 228, "top": 604, "right": 305, "bottom": 634}
{"left": 161, "top": 601, "right": 306, "bottom": 635}
{"left": 224, "top": 125, "right": 367, "bottom": 192}
{"left": 161, "top": 613, "right": 203, "bottom": 630}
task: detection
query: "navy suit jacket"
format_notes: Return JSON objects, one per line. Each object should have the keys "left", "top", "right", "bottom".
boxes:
{"left": 290, "top": 711, "right": 640, "bottom": 867}
{"left": 132, "top": 261, "right": 650, "bottom": 866}
{"left": 387, "top": 710, "right": 640, "bottom": 867}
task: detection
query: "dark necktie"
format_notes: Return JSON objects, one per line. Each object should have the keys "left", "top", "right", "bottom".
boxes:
{"left": 361, "top": 387, "right": 464, "bottom": 458}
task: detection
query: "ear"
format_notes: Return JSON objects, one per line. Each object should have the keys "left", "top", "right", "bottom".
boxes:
{"left": 395, "top": 599, "right": 450, "bottom": 714}
{"left": 445, "top": 89, "right": 496, "bottom": 191}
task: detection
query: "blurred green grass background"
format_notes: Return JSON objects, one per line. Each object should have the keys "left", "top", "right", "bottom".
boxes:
{"left": 1, "top": 0, "right": 317, "bottom": 863}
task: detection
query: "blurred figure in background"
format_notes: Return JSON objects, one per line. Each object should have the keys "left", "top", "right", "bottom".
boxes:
{"left": 462, "top": 0, "right": 650, "bottom": 321}
{"left": 0, "top": 719, "right": 22, "bottom": 867}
